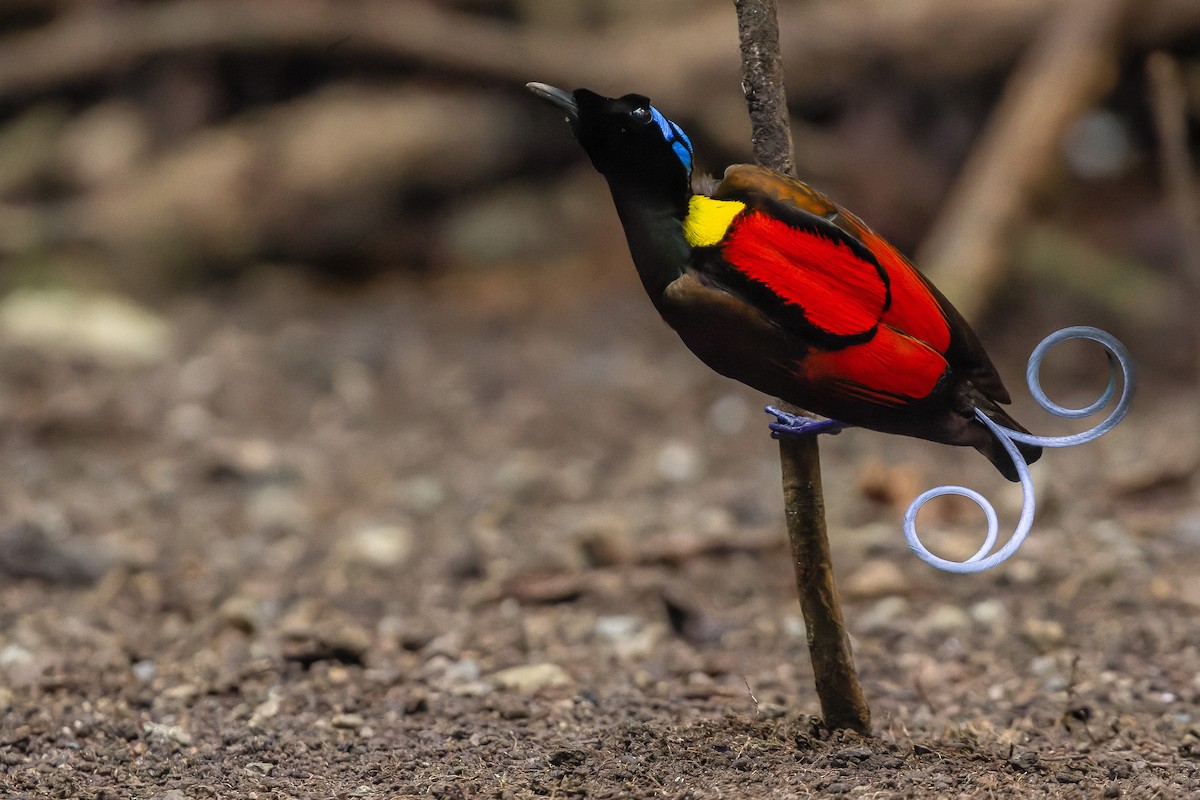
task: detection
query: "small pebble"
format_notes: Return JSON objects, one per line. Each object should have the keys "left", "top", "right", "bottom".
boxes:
{"left": 490, "top": 663, "right": 573, "bottom": 692}
{"left": 836, "top": 747, "right": 874, "bottom": 762}
{"left": 441, "top": 659, "right": 481, "bottom": 686}
{"left": 0, "top": 644, "right": 34, "bottom": 669}
{"left": 400, "top": 476, "right": 447, "bottom": 515}
{"left": 656, "top": 441, "right": 701, "bottom": 483}
{"left": 594, "top": 616, "right": 640, "bottom": 640}
{"left": 1022, "top": 618, "right": 1065, "bottom": 651}
{"left": 1029, "top": 655, "right": 1068, "bottom": 691}
{"left": 246, "top": 486, "right": 310, "bottom": 535}
{"left": 968, "top": 599, "right": 1010, "bottom": 631}
{"left": 1029, "top": 655, "right": 1060, "bottom": 678}
{"left": 782, "top": 616, "right": 806, "bottom": 639}
{"left": 757, "top": 703, "right": 787, "bottom": 719}
{"left": 345, "top": 522, "right": 413, "bottom": 568}
{"left": 143, "top": 722, "right": 192, "bottom": 746}
{"left": 248, "top": 689, "right": 282, "bottom": 729}
{"left": 218, "top": 596, "right": 262, "bottom": 634}
{"left": 573, "top": 515, "right": 634, "bottom": 567}
{"left": 161, "top": 683, "right": 200, "bottom": 702}
{"left": 331, "top": 712, "right": 364, "bottom": 730}
{"left": 166, "top": 403, "right": 211, "bottom": 441}
{"left": 1005, "top": 560, "right": 1041, "bottom": 585}
{"left": 917, "top": 604, "right": 971, "bottom": 636}
{"left": 131, "top": 660, "right": 156, "bottom": 683}
{"left": 843, "top": 559, "right": 911, "bottom": 600}
{"left": 708, "top": 394, "right": 748, "bottom": 434}
{"left": 857, "top": 596, "right": 911, "bottom": 634}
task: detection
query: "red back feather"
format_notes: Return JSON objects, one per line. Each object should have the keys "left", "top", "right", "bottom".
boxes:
{"left": 723, "top": 211, "right": 887, "bottom": 338}
{"left": 797, "top": 325, "right": 947, "bottom": 405}
{"left": 854, "top": 228, "right": 951, "bottom": 354}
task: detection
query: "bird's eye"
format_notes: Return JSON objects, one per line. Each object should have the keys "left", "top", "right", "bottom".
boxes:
{"left": 630, "top": 106, "right": 652, "bottom": 125}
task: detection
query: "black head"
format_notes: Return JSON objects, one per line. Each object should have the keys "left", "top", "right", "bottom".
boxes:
{"left": 527, "top": 83, "right": 694, "bottom": 190}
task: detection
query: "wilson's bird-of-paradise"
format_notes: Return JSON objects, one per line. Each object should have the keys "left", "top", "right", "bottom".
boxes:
{"left": 528, "top": 83, "right": 1041, "bottom": 480}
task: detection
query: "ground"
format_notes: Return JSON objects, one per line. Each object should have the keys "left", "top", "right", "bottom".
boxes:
{"left": 0, "top": 266, "right": 1197, "bottom": 799}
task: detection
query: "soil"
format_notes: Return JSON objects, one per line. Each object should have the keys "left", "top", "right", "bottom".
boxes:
{"left": 0, "top": 266, "right": 1197, "bottom": 799}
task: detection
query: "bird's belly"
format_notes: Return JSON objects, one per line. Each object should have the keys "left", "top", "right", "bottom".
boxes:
{"left": 662, "top": 307, "right": 957, "bottom": 437}
{"left": 656, "top": 273, "right": 961, "bottom": 440}
{"left": 662, "top": 306, "right": 813, "bottom": 404}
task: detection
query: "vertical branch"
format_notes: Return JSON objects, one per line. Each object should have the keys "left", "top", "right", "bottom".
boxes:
{"left": 732, "top": 0, "right": 793, "bottom": 177}
{"left": 733, "top": 0, "right": 871, "bottom": 734}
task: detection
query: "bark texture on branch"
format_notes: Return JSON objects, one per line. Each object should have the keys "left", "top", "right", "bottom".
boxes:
{"left": 734, "top": 0, "right": 794, "bottom": 178}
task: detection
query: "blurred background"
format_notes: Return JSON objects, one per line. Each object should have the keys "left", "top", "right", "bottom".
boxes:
{"left": 0, "top": 0, "right": 1195, "bottom": 318}
{"left": 0, "top": 0, "right": 1198, "bottom": 674}
{"left": 0, "top": 0, "right": 1196, "bottom": 609}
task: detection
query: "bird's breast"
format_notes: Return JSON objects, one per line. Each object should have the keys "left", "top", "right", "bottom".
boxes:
{"left": 682, "top": 195, "right": 746, "bottom": 247}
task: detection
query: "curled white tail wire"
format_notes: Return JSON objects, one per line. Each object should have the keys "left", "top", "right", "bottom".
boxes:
{"left": 903, "top": 326, "right": 1135, "bottom": 573}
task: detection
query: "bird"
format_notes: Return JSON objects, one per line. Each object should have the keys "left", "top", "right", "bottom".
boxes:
{"left": 527, "top": 83, "right": 1041, "bottom": 480}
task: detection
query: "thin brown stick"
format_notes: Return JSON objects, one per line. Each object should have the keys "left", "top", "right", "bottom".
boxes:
{"left": 733, "top": 0, "right": 870, "bottom": 735}
{"left": 915, "top": 0, "right": 1133, "bottom": 322}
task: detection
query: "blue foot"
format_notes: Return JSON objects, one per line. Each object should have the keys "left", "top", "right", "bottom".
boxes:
{"left": 765, "top": 405, "right": 847, "bottom": 439}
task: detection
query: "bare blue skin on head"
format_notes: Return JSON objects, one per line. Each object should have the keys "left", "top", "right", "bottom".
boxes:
{"left": 649, "top": 106, "right": 694, "bottom": 176}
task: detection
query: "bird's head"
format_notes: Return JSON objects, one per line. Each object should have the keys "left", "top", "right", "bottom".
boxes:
{"left": 527, "top": 83, "right": 694, "bottom": 191}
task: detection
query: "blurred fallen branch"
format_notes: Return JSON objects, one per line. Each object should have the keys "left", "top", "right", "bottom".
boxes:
{"left": 636, "top": 530, "right": 783, "bottom": 567}
{"left": 0, "top": 0, "right": 714, "bottom": 101}
{"left": 916, "top": 0, "right": 1133, "bottom": 322}
{"left": 3, "top": 0, "right": 1200, "bottom": 108}
{"left": 497, "top": 530, "right": 785, "bottom": 604}
{"left": 45, "top": 86, "right": 532, "bottom": 272}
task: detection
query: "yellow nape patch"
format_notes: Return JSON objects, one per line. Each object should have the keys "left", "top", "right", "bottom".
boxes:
{"left": 683, "top": 196, "right": 745, "bottom": 247}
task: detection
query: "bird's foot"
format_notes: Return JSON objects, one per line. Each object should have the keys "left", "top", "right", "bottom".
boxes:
{"left": 765, "top": 406, "right": 847, "bottom": 438}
